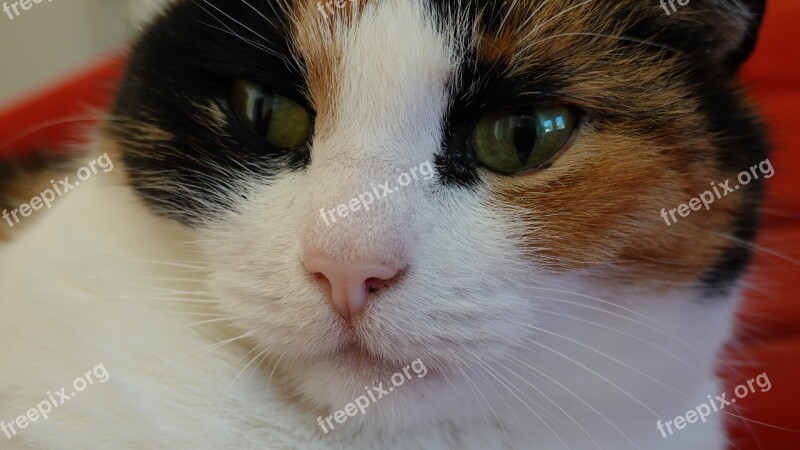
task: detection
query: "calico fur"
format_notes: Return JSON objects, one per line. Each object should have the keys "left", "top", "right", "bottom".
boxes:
{"left": 0, "top": 1, "right": 768, "bottom": 448}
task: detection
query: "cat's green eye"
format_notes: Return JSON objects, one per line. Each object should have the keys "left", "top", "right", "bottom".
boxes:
{"left": 470, "top": 106, "right": 577, "bottom": 173}
{"left": 229, "top": 79, "right": 312, "bottom": 149}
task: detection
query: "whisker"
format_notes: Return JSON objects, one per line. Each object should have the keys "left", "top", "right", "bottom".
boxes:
{"left": 526, "top": 292, "right": 694, "bottom": 350}
{"left": 264, "top": 351, "right": 286, "bottom": 404}
{"left": 216, "top": 344, "right": 268, "bottom": 413}
{"left": 505, "top": 354, "right": 640, "bottom": 449}
{"left": 196, "top": 20, "right": 276, "bottom": 56}
{"left": 492, "top": 358, "right": 601, "bottom": 448}
{"left": 97, "top": 256, "right": 210, "bottom": 271}
{"left": 458, "top": 363, "right": 516, "bottom": 449}
{"left": 715, "top": 230, "right": 800, "bottom": 267}
{"left": 236, "top": 0, "right": 277, "bottom": 28}
{"left": 510, "top": 319, "right": 688, "bottom": 398}
{"left": 0, "top": 113, "right": 127, "bottom": 152}
{"left": 478, "top": 358, "right": 571, "bottom": 449}
{"left": 149, "top": 330, "right": 256, "bottom": 384}
{"left": 524, "top": 304, "right": 703, "bottom": 374}
{"left": 527, "top": 287, "right": 665, "bottom": 328}
{"left": 518, "top": 335, "right": 660, "bottom": 417}
{"left": 193, "top": 0, "right": 286, "bottom": 61}
{"left": 520, "top": 0, "right": 594, "bottom": 44}
{"left": 512, "top": 0, "right": 554, "bottom": 37}
{"left": 494, "top": 0, "right": 520, "bottom": 36}
{"left": 522, "top": 32, "right": 685, "bottom": 59}
{"left": 162, "top": 311, "right": 227, "bottom": 317}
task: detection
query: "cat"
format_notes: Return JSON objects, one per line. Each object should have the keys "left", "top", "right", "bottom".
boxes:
{"left": 0, "top": 0, "right": 769, "bottom": 448}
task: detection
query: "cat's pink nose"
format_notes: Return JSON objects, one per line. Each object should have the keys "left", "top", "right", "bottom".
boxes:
{"left": 304, "top": 256, "right": 400, "bottom": 322}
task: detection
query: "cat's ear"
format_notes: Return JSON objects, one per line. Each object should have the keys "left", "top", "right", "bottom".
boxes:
{"left": 716, "top": 0, "right": 767, "bottom": 70}
{"left": 657, "top": 0, "right": 767, "bottom": 72}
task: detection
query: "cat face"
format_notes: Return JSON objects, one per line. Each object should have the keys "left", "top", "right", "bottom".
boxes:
{"left": 107, "top": 0, "right": 767, "bottom": 425}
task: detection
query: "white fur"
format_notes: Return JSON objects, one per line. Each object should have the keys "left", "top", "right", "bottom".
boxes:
{"left": 0, "top": 175, "right": 738, "bottom": 449}
{"left": 0, "top": 1, "right": 743, "bottom": 448}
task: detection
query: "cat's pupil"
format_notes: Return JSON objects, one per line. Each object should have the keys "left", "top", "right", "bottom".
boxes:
{"left": 252, "top": 96, "right": 275, "bottom": 136}
{"left": 512, "top": 115, "right": 537, "bottom": 165}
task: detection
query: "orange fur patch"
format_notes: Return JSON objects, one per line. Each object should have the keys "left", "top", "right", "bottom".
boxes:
{"left": 291, "top": 2, "right": 348, "bottom": 138}
{"left": 489, "top": 130, "right": 741, "bottom": 284}
{"left": 479, "top": 0, "right": 751, "bottom": 285}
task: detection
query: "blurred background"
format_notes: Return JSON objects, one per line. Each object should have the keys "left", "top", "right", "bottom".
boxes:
{"left": 0, "top": 0, "right": 165, "bottom": 105}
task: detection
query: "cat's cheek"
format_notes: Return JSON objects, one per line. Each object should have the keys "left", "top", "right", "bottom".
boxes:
{"left": 482, "top": 134, "right": 743, "bottom": 289}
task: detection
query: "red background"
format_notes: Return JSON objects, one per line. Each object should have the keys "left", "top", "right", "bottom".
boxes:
{"left": 0, "top": 1, "right": 798, "bottom": 448}
{"left": 726, "top": 0, "right": 800, "bottom": 448}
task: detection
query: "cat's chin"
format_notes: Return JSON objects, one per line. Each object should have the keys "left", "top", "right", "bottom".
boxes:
{"left": 281, "top": 351, "right": 454, "bottom": 431}
{"left": 337, "top": 342, "right": 394, "bottom": 368}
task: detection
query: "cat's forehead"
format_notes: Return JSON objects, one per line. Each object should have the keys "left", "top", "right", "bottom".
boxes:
{"left": 113, "top": 0, "right": 767, "bottom": 290}
{"left": 270, "top": 0, "right": 663, "bottom": 146}
{"left": 290, "top": 0, "right": 458, "bottom": 143}
{"left": 285, "top": 0, "right": 617, "bottom": 84}
{"left": 169, "top": 0, "right": 703, "bottom": 123}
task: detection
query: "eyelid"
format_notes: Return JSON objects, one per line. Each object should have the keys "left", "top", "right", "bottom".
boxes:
{"left": 226, "top": 79, "right": 313, "bottom": 111}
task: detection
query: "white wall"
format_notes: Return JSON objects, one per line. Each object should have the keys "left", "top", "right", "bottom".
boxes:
{"left": 0, "top": 0, "right": 167, "bottom": 106}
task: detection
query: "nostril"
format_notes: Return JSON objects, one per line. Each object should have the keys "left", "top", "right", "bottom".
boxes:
{"left": 365, "top": 276, "right": 396, "bottom": 294}
{"left": 367, "top": 279, "right": 380, "bottom": 294}
{"left": 303, "top": 256, "right": 402, "bottom": 321}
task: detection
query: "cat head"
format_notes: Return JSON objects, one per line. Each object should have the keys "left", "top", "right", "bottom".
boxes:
{"left": 106, "top": 0, "right": 768, "bottom": 427}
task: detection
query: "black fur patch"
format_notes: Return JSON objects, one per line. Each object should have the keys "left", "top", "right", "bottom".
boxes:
{"left": 110, "top": 0, "right": 309, "bottom": 225}
{"left": 109, "top": 0, "right": 769, "bottom": 292}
